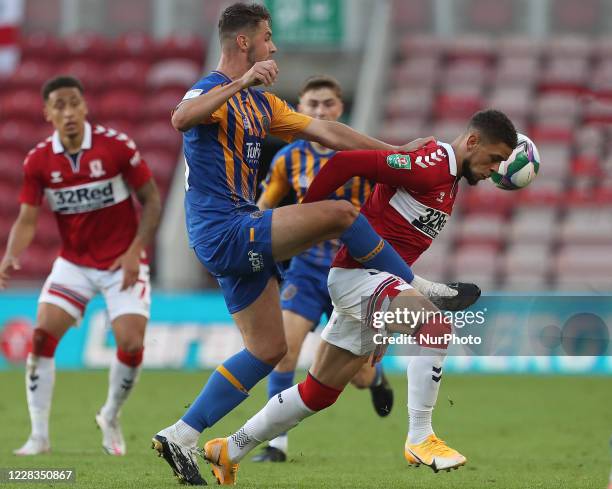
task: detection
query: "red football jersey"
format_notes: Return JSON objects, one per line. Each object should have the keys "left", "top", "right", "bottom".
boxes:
{"left": 19, "top": 122, "right": 152, "bottom": 269}
{"left": 333, "top": 141, "right": 459, "bottom": 269}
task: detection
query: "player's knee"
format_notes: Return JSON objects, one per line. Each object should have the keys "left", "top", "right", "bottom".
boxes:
{"left": 31, "top": 328, "right": 59, "bottom": 358}
{"left": 298, "top": 373, "right": 343, "bottom": 411}
{"left": 349, "top": 370, "right": 371, "bottom": 389}
{"left": 115, "top": 337, "right": 144, "bottom": 354}
{"left": 258, "top": 341, "right": 288, "bottom": 366}
{"left": 329, "top": 200, "right": 359, "bottom": 233}
{"left": 275, "top": 348, "right": 298, "bottom": 371}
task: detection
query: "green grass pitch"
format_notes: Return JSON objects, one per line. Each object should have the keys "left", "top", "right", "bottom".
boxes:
{"left": 0, "top": 370, "right": 610, "bottom": 488}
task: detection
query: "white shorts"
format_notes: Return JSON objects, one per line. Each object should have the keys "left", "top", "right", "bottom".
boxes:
{"left": 321, "top": 267, "right": 412, "bottom": 356}
{"left": 39, "top": 257, "right": 151, "bottom": 323}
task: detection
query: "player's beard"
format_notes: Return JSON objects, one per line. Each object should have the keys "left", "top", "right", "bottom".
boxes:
{"left": 462, "top": 158, "right": 479, "bottom": 186}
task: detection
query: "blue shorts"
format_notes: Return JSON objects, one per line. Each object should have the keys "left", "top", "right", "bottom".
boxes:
{"left": 281, "top": 255, "right": 333, "bottom": 329}
{"left": 193, "top": 209, "right": 279, "bottom": 314}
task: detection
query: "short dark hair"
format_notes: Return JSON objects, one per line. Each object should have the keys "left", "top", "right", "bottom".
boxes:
{"left": 468, "top": 109, "right": 518, "bottom": 150}
{"left": 218, "top": 2, "right": 271, "bottom": 43}
{"left": 42, "top": 76, "right": 84, "bottom": 101}
{"left": 299, "top": 75, "right": 343, "bottom": 100}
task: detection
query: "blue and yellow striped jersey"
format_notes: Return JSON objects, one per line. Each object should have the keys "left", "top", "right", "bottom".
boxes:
{"left": 182, "top": 71, "right": 312, "bottom": 247}
{"left": 261, "top": 139, "right": 373, "bottom": 267}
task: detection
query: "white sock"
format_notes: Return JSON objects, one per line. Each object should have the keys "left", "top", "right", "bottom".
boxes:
{"left": 406, "top": 348, "right": 447, "bottom": 444}
{"left": 25, "top": 354, "right": 55, "bottom": 440}
{"left": 410, "top": 275, "right": 458, "bottom": 298}
{"left": 268, "top": 434, "right": 288, "bottom": 454}
{"left": 165, "top": 419, "right": 200, "bottom": 448}
{"left": 100, "top": 356, "right": 141, "bottom": 421}
{"left": 227, "top": 385, "right": 314, "bottom": 463}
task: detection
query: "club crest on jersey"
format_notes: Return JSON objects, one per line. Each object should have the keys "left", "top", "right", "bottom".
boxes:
{"left": 386, "top": 154, "right": 411, "bottom": 170}
{"left": 436, "top": 191, "right": 445, "bottom": 203}
{"left": 50, "top": 171, "right": 63, "bottom": 183}
{"left": 89, "top": 159, "right": 106, "bottom": 178}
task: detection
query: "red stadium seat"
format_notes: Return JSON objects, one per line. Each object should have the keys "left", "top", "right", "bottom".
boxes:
{"left": 494, "top": 56, "right": 539, "bottom": 87}
{"left": 539, "top": 57, "right": 589, "bottom": 94}
{"left": 464, "top": 0, "right": 515, "bottom": 32}
{"left": 0, "top": 121, "right": 43, "bottom": 152}
{"left": 104, "top": 59, "right": 151, "bottom": 90}
{"left": 559, "top": 208, "right": 612, "bottom": 245}
{"left": 378, "top": 118, "right": 424, "bottom": 146}
{"left": 544, "top": 36, "right": 593, "bottom": 59}
{"left": 411, "top": 239, "right": 451, "bottom": 283}
{"left": 98, "top": 90, "right": 144, "bottom": 121}
{"left": 141, "top": 149, "right": 179, "bottom": 184}
{"left": 0, "top": 182, "right": 20, "bottom": 215}
{"left": 62, "top": 32, "right": 111, "bottom": 62}
{"left": 583, "top": 98, "right": 612, "bottom": 124}
{"left": 461, "top": 186, "right": 515, "bottom": 216}
{"left": 112, "top": 32, "right": 155, "bottom": 62}
{"left": 135, "top": 121, "right": 182, "bottom": 153}
{"left": 488, "top": 86, "right": 533, "bottom": 119}
{"left": 58, "top": 59, "right": 106, "bottom": 93}
{"left": 20, "top": 33, "right": 66, "bottom": 63}
{"left": 392, "top": 0, "right": 433, "bottom": 32}
{"left": 144, "top": 88, "right": 185, "bottom": 119}
{"left": 445, "top": 36, "right": 495, "bottom": 63}
{"left": 451, "top": 244, "right": 499, "bottom": 290}
{"left": 156, "top": 34, "right": 205, "bottom": 64}
{"left": 509, "top": 208, "right": 558, "bottom": 244}
{"left": 0, "top": 90, "right": 45, "bottom": 122}
{"left": 456, "top": 213, "right": 506, "bottom": 247}
{"left": 0, "top": 149, "right": 26, "bottom": 185}
{"left": 497, "top": 37, "right": 542, "bottom": 57}
{"left": 398, "top": 35, "right": 442, "bottom": 58}
{"left": 7, "top": 60, "right": 55, "bottom": 90}
{"left": 147, "top": 60, "right": 202, "bottom": 90}
{"left": 384, "top": 87, "right": 433, "bottom": 119}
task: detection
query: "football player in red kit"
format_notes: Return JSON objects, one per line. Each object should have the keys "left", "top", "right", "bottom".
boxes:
{"left": 0, "top": 76, "right": 161, "bottom": 456}
{"left": 202, "top": 109, "right": 517, "bottom": 482}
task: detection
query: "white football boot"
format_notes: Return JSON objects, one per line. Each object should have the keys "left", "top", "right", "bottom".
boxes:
{"left": 95, "top": 411, "right": 126, "bottom": 456}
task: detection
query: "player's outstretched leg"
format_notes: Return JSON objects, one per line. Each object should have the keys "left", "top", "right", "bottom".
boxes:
{"left": 14, "top": 305, "right": 73, "bottom": 456}
{"left": 96, "top": 314, "right": 146, "bottom": 456}
{"left": 153, "top": 279, "right": 284, "bottom": 483}
{"left": 403, "top": 320, "right": 466, "bottom": 472}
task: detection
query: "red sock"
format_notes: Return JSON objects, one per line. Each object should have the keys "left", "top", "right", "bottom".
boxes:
{"left": 117, "top": 347, "right": 144, "bottom": 367}
{"left": 32, "top": 328, "right": 59, "bottom": 357}
{"left": 297, "top": 373, "right": 343, "bottom": 411}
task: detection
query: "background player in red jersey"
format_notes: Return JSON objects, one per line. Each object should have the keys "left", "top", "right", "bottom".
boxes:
{"left": 203, "top": 110, "right": 517, "bottom": 481}
{"left": 0, "top": 76, "right": 162, "bottom": 456}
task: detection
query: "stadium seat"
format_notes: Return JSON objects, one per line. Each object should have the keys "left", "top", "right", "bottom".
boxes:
{"left": 488, "top": 86, "right": 533, "bottom": 119}
{"left": 0, "top": 89, "right": 44, "bottom": 121}
{"left": 7, "top": 60, "right": 54, "bottom": 90}
{"left": 62, "top": 32, "right": 110, "bottom": 62}
{"left": 451, "top": 244, "right": 499, "bottom": 290}
{"left": 501, "top": 243, "right": 551, "bottom": 289}
{"left": 147, "top": 59, "right": 202, "bottom": 90}
{"left": 145, "top": 88, "right": 191, "bottom": 119}
{"left": 559, "top": 208, "right": 612, "bottom": 244}
{"left": 544, "top": 36, "right": 593, "bottom": 58}
{"left": 58, "top": 59, "right": 106, "bottom": 93}
{"left": 583, "top": 98, "right": 612, "bottom": 124}
{"left": 156, "top": 34, "right": 205, "bottom": 64}
{"left": 445, "top": 36, "right": 494, "bottom": 62}
{"left": 461, "top": 185, "right": 515, "bottom": 216}
{"left": 0, "top": 149, "right": 26, "bottom": 185}
{"left": 456, "top": 213, "right": 506, "bottom": 247}
{"left": 135, "top": 121, "right": 182, "bottom": 153}
{"left": 538, "top": 57, "right": 589, "bottom": 94}
{"left": 392, "top": 0, "right": 433, "bottom": 33}
{"left": 411, "top": 238, "right": 450, "bottom": 283}
{"left": 398, "top": 35, "right": 442, "bottom": 58}
{"left": 494, "top": 57, "right": 539, "bottom": 87}
{"left": 550, "top": 0, "right": 602, "bottom": 33}
{"left": 379, "top": 118, "right": 424, "bottom": 145}
{"left": 98, "top": 90, "right": 144, "bottom": 121}
{"left": 112, "top": 32, "right": 155, "bottom": 62}
{"left": 508, "top": 208, "right": 558, "bottom": 245}
{"left": 554, "top": 245, "right": 612, "bottom": 291}
{"left": 464, "top": 0, "right": 514, "bottom": 32}
{"left": 0, "top": 121, "right": 43, "bottom": 152}
{"left": 104, "top": 59, "right": 151, "bottom": 90}
{"left": 391, "top": 56, "right": 440, "bottom": 86}
{"left": 141, "top": 149, "right": 180, "bottom": 184}
{"left": 534, "top": 93, "right": 581, "bottom": 119}
{"left": 20, "top": 32, "right": 65, "bottom": 63}
{"left": 385, "top": 87, "right": 433, "bottom": 119}
{"left": 497, "top": 37, "right": 542, "bottom": 57}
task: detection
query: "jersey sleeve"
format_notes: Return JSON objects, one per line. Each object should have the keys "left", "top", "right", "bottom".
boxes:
{"left": 260, "top": 152, "right": 291, "bottom": 207}
{"left": 302, "top": 146, "right": 442, "bottom": 203}
{"left": 19, "top": 152, "right": 44, "bottom": 206}
{"left": 177, "top": 82, "right": 228, "bottom": 124}
{"left": 115, "top": 136, "right": 153, "bottom": 189}
{"left": 264, "top": 93, "right": 312, "bottom": 143}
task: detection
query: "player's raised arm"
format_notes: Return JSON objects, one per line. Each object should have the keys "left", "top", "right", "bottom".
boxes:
{"left": 302, "top": 144, "right": 434, "bottom": 203}
{"left": 0, "top": 204, "right": 40, "bottom": 289}
{"left": 172, "top": 63, "right": 279, "bottom": 132}
{"left": 297, "top": 118, "right": 434, "bottom": 152}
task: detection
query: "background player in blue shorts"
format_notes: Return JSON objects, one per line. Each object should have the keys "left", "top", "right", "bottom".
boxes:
{"left": 252, "top": 75, "right": 394, "bottom": 463}
{"left": 152, "top": 4, "right": 472, "bottom": 484}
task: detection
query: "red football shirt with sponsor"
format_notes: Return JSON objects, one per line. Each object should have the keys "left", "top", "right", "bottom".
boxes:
{"left": 19, "top": 122, "right": 152, "bottom": 269}
{"left": 333, "top": 141, "right": 460, "bottom": 268}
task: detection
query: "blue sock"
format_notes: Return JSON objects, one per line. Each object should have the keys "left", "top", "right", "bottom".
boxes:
{"left": 268, "top": 370, "right": 295, "bottom": 399}
{"left": 182, "top": 349, "right": 274, "bottom": 432}
{"left": 340, "top": 214, "right": 414, "bottom": 283}
{"left": 371, "top": 363, "right": 383, "bottom": 387}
